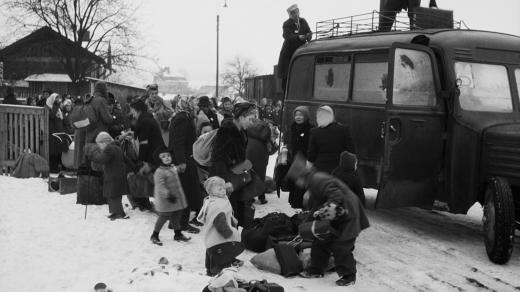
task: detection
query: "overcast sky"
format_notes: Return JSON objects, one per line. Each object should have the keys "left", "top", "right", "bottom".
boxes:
{"left": 1, "top": 0, "right": 520, "bottom": 88}
{"left": 135, "top": 0, "right": 520, "bottom": 87}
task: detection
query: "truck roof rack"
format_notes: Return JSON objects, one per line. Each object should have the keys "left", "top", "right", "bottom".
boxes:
{"left": 315, "top": 10, "right": 468, "bottom": 40}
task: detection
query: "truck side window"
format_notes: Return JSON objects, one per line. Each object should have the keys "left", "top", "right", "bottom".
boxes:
{"left": 455, "top": 62, "right": 512, "bottom": 112}
{"left": 313, "top": 55, "right": 351, "bottom": 101}
{"left": 392, "top": 48, "right": 436, "bottom": 107}
{"left": 287, "top": 56, "right": 314, "bottom": 101}
{"left": 353, "top": 60, "right": 388, "bottom": 104}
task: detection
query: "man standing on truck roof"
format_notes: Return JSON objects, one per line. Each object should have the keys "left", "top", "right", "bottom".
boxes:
{"left": 379, "top": 0, "right": 438, "bottom": 31}
{"left": 277, "top": 4, "right": 312, "bottom": 96}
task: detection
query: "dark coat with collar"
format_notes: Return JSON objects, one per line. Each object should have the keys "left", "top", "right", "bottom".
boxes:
{"left": 169, "top": 111, "right": 202, "bottom": 210}
{"left": 277, "top": 17, "right": 312, "bottom": 79}
{"left": 135, "top": 111, "right": 165, "bottom": 165}
{"left": 306, "top": 171, "right": 369, "bottom": 241}
{"left": 246, "top": 120, "right": 273, "bottom": 181}
{"left": 85, "top": 142, "right": 129, "bottom": 199}
{"left": 307, "top": 122, "right": 355, "bottom": 174}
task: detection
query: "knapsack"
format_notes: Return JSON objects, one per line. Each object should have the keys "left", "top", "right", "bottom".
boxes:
{"left": 69, "top": 100, "right": 97, "bottom": 129}
{"left": 192, "top": 129, "right": 218, "bottom": 167}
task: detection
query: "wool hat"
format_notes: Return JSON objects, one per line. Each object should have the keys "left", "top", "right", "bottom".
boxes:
{"left": 339, "top": 151, "right": 357, "bottom": 171}
{"left": 317, "top": 105, "right": 334, "bottom": 115}
{"left": 94, "top": 81, "right": 108, "bottom": 98}
{"left": 287, "top": 4, "right": 298, "bottom": 13}
{"left": 95, "top": 131, "right": 114, "bottom": 144}
{"left": 147, "top": 83, "right": 158, "bottom": 91}
{"left": 285, "top": 153, "right": 310, "bottom": 182}
{"left": 198, "top": 96, "right": 211, "bottom": 107}
{"left": 153, "top": 146, "right": 171, "bottom": 165}
{"left": 233, "top": 102, "right": 256, "bottom": 118}
{"left": 203, "top": 176, "right": 226, "bottom": 195}
{"left": 293, "top": 105, "right": 310, "bottom": 122}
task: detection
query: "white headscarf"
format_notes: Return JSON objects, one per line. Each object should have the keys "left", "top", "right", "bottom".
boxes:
{"left": 316, "top": 105, "right": 334, "bottom": 128}
{"left": 46, "top": 93, "right": 63, "bottom": 119}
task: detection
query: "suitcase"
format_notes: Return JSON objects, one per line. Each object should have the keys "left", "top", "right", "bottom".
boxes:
{"left": 273, "top": 243, "right": 303, "bottom": 277}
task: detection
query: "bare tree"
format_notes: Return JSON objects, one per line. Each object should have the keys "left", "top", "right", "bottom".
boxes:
{"left": 3, "top": 0, "right": 140, "bottom": 91}
{"left": 222, "top": 56, "right": 257, "bottom": 97}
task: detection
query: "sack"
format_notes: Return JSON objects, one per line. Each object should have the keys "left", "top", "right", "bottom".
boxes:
{"left": 193, "top": 129, "right": 218, "bottom": 167}
{"left": 261, "top": 212, "right": 295, "bottom": 238}
{"left": 239, "top": 280, "right": 285, "bottom": 292}
{"left": 298, "top": 220, "right": 339, "bottom": 242}
{"left": 273, "top": 243, "right": 303, "bottom": 277}
{"left": 207, "top": 241, "right": 244, "bottom": 274}
{"left": 241, "top": 219, "right": 267, "bottom": 252}
{"left": 250, "top": 248, "right": 281, "bottom": 275}
{"left": 127, "top": 172, "right": 154, "bottom": 198}
{"left": 69, "top": 102, "right": 97, "bottom": 129}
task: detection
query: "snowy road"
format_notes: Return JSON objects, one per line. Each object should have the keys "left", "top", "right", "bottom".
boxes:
{"left": 0, "top": 174, "right": 519, "bottom": 292}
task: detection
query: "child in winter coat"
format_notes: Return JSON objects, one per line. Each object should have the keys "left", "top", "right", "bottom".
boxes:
{"left": 332, "top": 151, "right": 366, "bottom": 207}
{"left": 85, "top": 131, "right": 129, "bottom": 220}
{"left": 150, "top": 146, "right": 191, "bottom": 245}
{"left": 286, "top": 153, "right": 370, "bottom": 287}
{"left": 197, "top": 176, "right": 244, "bottom": 276}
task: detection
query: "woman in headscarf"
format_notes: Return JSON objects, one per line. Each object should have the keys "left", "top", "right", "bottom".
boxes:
{"left": 46, "top": 93, "right": 65, "bottom": 172}
{"left": 168, "top": 95, "right": 203, "bottom": 233}
{"left": 307, "top": 105, "right": 356, "bottom": 174}
{"left": 286, "top": 106, "right": 314, "bottom": 208}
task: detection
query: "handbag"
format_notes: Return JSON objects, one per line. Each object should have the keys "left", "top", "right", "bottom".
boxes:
{"left": 238, "top": 172, "right": 265, "bottom": 201}
{"left": 298, "top": 220, "right": 339, "bottom": 242}
{"left": 228, "top": 160, "right": 253, "bottom": 191}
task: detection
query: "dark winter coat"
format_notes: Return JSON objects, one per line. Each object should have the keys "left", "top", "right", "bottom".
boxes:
{"left": 308, "top": 122, "right": 355, "bottom": 174}
{"left": 48, "top": 105, "right": 64, "bottom": 134}
{"left": 85, "top": 143, "right": 129, "bottom": 199}
{"left": 277, "top": 17, "right": 312, "bottom": 79}
{"left": 210, "top": 118, "right": 248, "bottom": 186}
{"left": 287, "top": 121, "right": 313, "bottom": 160}
{"left": 306, "top": 171, "right": 369, "bottom": 241}
{"left": 2, "top": 93, "right": 19, "bottom": 105}
{"left": 108, "top": 107, "right": 129, "bottom": 138}
{"left": 246, "top": 120, "right": 273, "bottom": 181}
{"left": 74, "top": 94, "right": 113, "bottom": 168}
{"left": 62, "top": 112, "right": 74, "bottom": 134}
{"left": 135, "top": 111, "right": 165, "bottom": 165}
{"left": 169, "top": 111, "right": 202, "bottom": 210}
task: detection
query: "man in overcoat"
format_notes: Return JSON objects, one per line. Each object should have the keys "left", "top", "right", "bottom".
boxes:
{"left": 277, "top": 4, "right": 312, "bottom": 94}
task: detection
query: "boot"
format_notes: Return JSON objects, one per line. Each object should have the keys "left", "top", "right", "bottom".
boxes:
{"left": 336, "top": 274, "right": 356, "bottom": 286}
{"left": 174, "top": 231, "right": 191, "bottom": 242}
{"left": 150, "top": 231, "right": 162, "bottom": 246}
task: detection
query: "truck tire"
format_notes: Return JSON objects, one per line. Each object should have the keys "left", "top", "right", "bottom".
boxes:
{"left": 483, "top": 177, "right": 515, "bottom": 264}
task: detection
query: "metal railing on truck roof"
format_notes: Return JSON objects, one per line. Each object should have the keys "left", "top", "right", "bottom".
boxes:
{"left": 315, "top": 10, "right": 467, "bottom": 40}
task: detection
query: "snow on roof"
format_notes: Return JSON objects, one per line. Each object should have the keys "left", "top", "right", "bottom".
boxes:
{"left": 24, "top": 73, "right": 72, "bottom": 83}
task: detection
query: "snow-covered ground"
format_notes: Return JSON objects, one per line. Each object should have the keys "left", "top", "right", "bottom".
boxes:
{"left": 1, "top": 158, "right": 519, "bottom": 291}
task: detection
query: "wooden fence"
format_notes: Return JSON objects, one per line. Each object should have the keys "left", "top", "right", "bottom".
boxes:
{"left": 0, "top": 104, "right": 49, "bottom": 170}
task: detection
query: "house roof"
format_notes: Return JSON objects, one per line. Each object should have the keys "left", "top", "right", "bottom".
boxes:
{"left": 0, "top": 26, "right": 105, "bottom": 65}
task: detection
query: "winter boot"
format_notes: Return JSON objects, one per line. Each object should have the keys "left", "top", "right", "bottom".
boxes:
{"left": 174, "top": 231, "right": 191, "bottom": 242}
{"left": 300, "top": 269, "right": 324, "bottom": 278}
{"left": 184, "top": 225, "right": 200, "bottom": 234}
{"left": 150, "top": 232, "right": 163, "bottom": 246}
{"left": 189, "top": 218, "right": 204, "bottom": 227}
{"left": 336, "top": 274, "right": 356, "bottom": 286}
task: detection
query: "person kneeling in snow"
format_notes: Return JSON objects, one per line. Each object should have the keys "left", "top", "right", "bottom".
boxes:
{"left": 197, "top": 176, "right": 244, "bottom": 276}
{"left": 85, "top": 131, "right": 129, "bottom": 220}
{"left": 286, "top": 153, "right": 370, "bottom": 287}
{"left": 150, "top": 146, "right": 191, "bottom": 244}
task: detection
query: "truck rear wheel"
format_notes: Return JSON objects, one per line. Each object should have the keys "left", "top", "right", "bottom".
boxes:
{"left": 483, "top": 177, "right": 515, "bottom": 264}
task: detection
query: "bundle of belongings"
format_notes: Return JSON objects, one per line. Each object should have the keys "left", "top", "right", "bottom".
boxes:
{"left": 11, "top": 152, "right": 49, "bottom": 178}
{"left": 202, "top": 267, "right": 284, "bottom": 292}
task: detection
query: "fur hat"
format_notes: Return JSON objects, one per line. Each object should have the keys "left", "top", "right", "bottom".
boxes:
{"left": 287, "top": 4, "right": 298, "bottom": 13}
{"left": 94, "top": 81, "right": 108, "bottom": 98}
{"left": 95, "top": 131, "right": 114, "bottom": 144}
{"left": 233, "top": 102, "right": 256, "bottom": 119}
{"left": 198, "top": 95, "right": 211, "bottom": 107}
{"left": 339, "top": 151, "right": 357, "bottom": 171}
{"left": 286, "top": 153, "right": 310, "bottom": 182}
{"left": 203, "top": 176, "right": 226, "bottom": 195}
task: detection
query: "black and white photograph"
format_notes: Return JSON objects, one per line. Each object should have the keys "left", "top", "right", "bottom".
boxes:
{"left": 0, "top": 0, "right": 519, "bottom": 291}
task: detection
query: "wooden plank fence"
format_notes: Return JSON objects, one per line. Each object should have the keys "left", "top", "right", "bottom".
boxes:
{"left": 0, "top": 104, "right": 49, "bottom": 171}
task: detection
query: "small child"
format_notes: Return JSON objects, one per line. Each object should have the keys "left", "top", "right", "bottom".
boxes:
{"left": 85, "top": 131, "right": 129, "bottom": 220}
{"left": 332, "top": 151, "right": 366, "bottom": 207}
{"left": 151, "top": 146, "right": 191, "bottom": 245}
{"left": 197, "top": 176, "right": 244, "bottom": 276}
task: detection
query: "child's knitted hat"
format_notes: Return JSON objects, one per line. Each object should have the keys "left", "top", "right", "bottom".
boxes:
{"left": 204, "top": 176, "right": 226, "bottom": 195}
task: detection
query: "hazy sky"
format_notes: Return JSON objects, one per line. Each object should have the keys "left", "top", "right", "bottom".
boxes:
{"left": 135, "top": 0, "right": 520, "bottom": 87}
{"left": 1, "top": 0, "right": 520, "bottom": 87}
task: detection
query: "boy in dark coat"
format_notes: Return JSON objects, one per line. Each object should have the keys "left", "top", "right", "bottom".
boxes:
{"left": 332, "top": 151, "right": 366, "bottom": 207}
{"left": 286, "top": 154, "right": 369, "bottom": 287}
{"left": 85, "top": 132, "right": 129, "bottom": 220}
